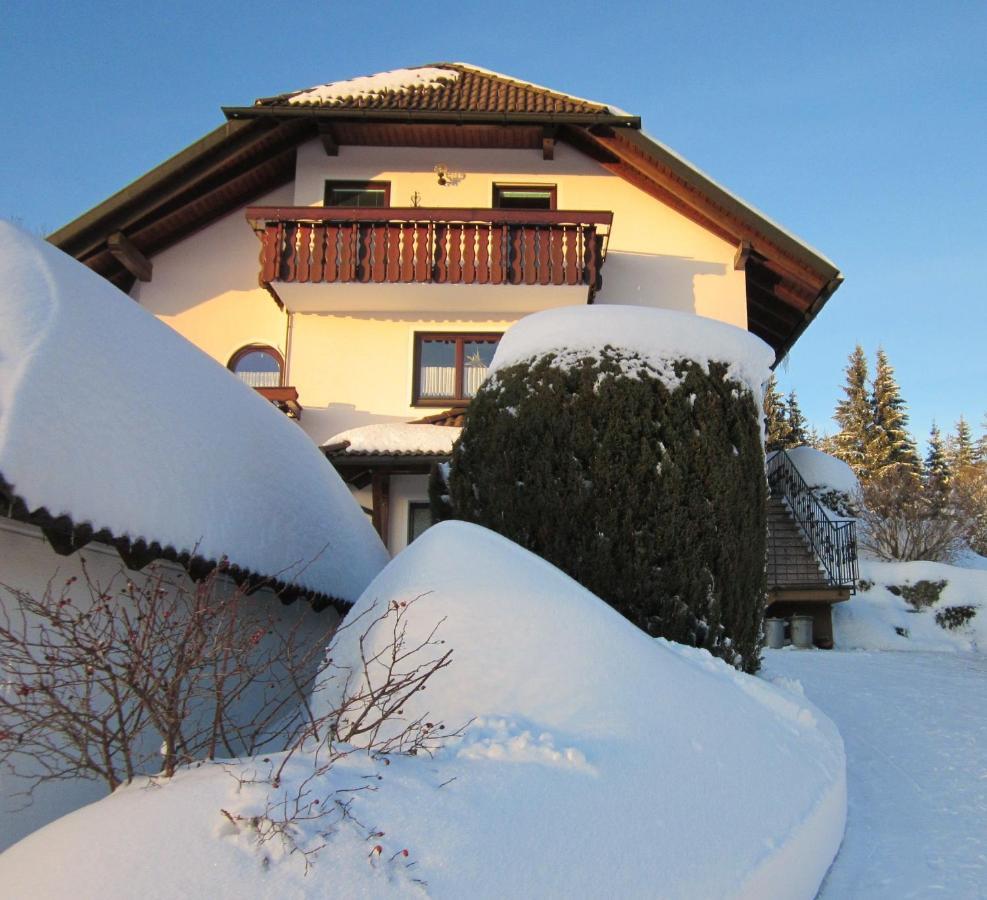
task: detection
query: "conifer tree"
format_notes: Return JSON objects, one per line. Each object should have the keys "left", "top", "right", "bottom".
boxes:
{"left": 868, "top": 348, "right": 920, "bottom": 480}
{"left": 948, "top": 416, "right": 977, "bottom": 471}
{"left": 763, "top": 376, "right": 792, "bottom": 452}
{"left": 831, "top": 345, "right": 871, "bottom": 478}
{"left": 923, "top": 422, "right": 951, "bottom": 514}
{"left": 785, "top": 391, "right": 808, "bottom": 447}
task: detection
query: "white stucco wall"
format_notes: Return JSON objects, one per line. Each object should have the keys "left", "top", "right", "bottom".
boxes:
{"left": 291, "top": 142, "right": 746, "bottom": 326}
{"left": 0, "top": 520, "right": 338, "bottom": 852}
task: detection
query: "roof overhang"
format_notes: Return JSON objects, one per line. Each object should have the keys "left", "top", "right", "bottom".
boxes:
{"left": 48, "top": 74, "right": 840, "bottom": 360}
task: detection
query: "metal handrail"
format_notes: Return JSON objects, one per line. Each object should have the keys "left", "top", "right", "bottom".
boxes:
{"left": 766, "top": 450, "right": 858, "bottom": 591}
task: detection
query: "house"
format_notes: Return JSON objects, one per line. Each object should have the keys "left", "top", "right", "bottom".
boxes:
{"left": 47, "top": 63, "right": 856, "bottom": 641}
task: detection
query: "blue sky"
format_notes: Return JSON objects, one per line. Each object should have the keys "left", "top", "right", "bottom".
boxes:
{"left": 3, "top": 1, "right": 985, "bottom": 447}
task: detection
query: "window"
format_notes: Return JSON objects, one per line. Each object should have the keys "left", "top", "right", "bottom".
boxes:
{"left": 228, "top": 345, "right": 283, "bottom": 388}
{"left": 407, "top": 502, "right": 434, "bottom": 545}
{"left": 492, "top": 184, "right": 557, "bottom": 210}
{"left": 413, "top": 333, "right": 501, "bottom": 405}
{"left": 324, "top": 180, "right": 391, "bottom": 208}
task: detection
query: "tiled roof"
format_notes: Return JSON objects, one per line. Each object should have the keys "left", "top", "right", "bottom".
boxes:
{"left": 410, "top": 407, "right": 468, "bottom": 428}
{"left": 323, "top": 423, "right": 461, "bottom": 459}
{"left": 255, "top": 63, "right": 623, "bottom": 117}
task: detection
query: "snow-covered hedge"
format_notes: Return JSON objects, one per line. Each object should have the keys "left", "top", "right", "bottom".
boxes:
{"left": 437, "top": 307, "right": 773, "bottom": 671}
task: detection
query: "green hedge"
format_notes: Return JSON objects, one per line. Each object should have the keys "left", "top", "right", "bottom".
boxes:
{"left": 434, "top": 348, "right": 767, "bottom": 672}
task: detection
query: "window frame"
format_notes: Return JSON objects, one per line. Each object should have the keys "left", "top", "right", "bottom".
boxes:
{"left": 406, "top": 501, "right": 434, "bottom": 546}
{"left": 491, "top": 183, "right": 558, "bottom": 210}
{"left": 412, "top": 331, "right": 502, "bottom": 407}
{"left": 323, "top": 180, "right": 392, "bottom": 208}
{"left": 227, "top": 344, "right": 285, "bottom": 387}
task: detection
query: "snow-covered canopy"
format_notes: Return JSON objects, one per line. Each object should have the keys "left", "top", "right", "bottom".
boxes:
{"left": 284, "top": 67, "right": 459, "bottom": 106}
{"left": 489, "top": 305, "right": 774, "bottom": 395}
{"left": 0, "top": 521, "right": 846, "bottom": 897}
{"left": 786, "top": 447, "right": 860, "bottom": 496}
{"left": 0, "top": 221, "right": 388, "bottom": 603}
{"left": 324, "top": 423, "right": 460, "bottom": 456}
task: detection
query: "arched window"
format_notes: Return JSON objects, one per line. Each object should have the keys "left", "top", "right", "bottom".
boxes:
{"left": 228, "top": 345, "right": 283, "bottom": 388}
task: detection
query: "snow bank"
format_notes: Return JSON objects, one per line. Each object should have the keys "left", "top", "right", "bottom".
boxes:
{"left": 488, "top": 305, "right": 774, "bottom": 396}
{"left": 325, "top": 423, "right": 460, "bottom": 455}
{"left": 785, "top": 447, "right": 859, "bottom": 496}
{"left": 835, "top": 558, "right": 986, "bottom": 652}
{"left": 0, "top": 221, "right": 387, "bottom": 602}
{"left": 0, "top": 522, "right": 846, "bottom": 898}
{"left": 286, "top": 67, "right": 459, "bottom": 105}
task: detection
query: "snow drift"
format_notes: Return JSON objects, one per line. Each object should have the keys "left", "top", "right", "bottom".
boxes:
{"left": 1, "top": 522, "right": 846, "bottom": 898}
{"left": 0, "top": 220, "right": 387, "bottom": 602}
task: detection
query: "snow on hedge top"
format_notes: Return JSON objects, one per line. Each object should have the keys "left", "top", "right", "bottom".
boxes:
{"left": 489, "top": 305, "right": 774, "bottom": 395}
{"left": 787, "top": 446, "right": 860, "bottom": 495}
{"left": 285, "top": 67, "right": 459, "bottom": 105}
{"left": 324, "top": 423, "right": 460, "bottom": 455}
{"left": 309, "top": 521, "right": 846, "bottom": 898}
{"left": 0, "top": 221, "right": 388, "bottom": 602}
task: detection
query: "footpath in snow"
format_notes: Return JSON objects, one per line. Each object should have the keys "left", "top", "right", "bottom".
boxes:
{"left": 762, "top": 650, "right": 987, "bottom": 899}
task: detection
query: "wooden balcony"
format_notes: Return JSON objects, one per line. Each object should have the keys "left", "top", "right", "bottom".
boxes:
{"left": 246, "top": 207, "right": 613, "bottom": 305}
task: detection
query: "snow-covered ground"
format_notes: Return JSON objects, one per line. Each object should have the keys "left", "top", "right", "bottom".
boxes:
{"left": 0, "top": 523, "right": 846, "bottom": 898}
{"left": 762, "top": 649, "right": 987, "bottom": 899}
{"left": 836, "top": 559, "right": 987, "bottom": 652}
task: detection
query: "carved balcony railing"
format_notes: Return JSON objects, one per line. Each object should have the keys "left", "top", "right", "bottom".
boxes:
{"left": 767, "top": 450, "right": 858, "bottom": 591}
{"left": 246, "top": 207, "right": 613, "bottom": 299}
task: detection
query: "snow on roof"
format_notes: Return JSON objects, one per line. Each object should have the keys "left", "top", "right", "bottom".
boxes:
{"left": 0, "top": 521, "right": 847, "bottom": 896}
{"left": 786, "top": 447, "right": 860, "bottom": 496}
{"left": 0, "top": 221, "right": 388, "bottom": 603}
{"left": 284, "top": 67, "right": 459, "bottom": 105}
{"left": 489, "top": 305, "right": 774, "bottom": 395}
{"left": 324, "top": 423, "right": 460, "bottom": 456}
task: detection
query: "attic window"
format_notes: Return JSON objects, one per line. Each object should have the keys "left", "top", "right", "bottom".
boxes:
{"left": 228, "top": 345, "right": 283, "bottom": 388}
{"left": 493, "top": 184, "right": 556, "bottom": 210}
{"left": 324, "top": 181, "right": 391, "bottom": 208}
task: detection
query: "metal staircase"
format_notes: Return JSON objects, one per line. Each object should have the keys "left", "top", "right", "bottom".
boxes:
{"left": 766, "top": 450, "right": 858, "bottom": 594}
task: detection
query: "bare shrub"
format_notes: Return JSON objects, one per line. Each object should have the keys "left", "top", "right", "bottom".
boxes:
{"left": 217, "top": 594, "right": 462, "bottom": 875}
{"left": 0, "top": 560, "right": 335, "bottom": 796}
{"left": 2, "top": 567, "right": 459, "bottom": 877}
{"left": 857, "top": 471, "right": 968, "bottom": 562}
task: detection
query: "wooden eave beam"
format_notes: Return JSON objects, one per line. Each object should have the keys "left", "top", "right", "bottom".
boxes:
{"left": 107, "top": 231, "right": 152, "bottom": 282}
{"left": 542, "top": 126, "right": 556, "bottom": 160}
{"left": 318, "top": 123, "right": 339, "bottom": 156}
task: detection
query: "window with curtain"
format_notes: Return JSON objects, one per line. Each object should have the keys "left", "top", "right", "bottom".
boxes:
{"left": 228, "top": 345, "right": 283, "bottom": 388}
{"left": 414, "top": 333, "right": 501, "bottom": 405}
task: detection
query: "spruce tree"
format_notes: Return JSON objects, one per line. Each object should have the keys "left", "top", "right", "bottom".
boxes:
{"left": 764, "top": 376, "right": 792, "bottom": 452}
{"left": 868, "top": 349, "right": 919, "bottom": 480}
{"left": 832, "top": 345, "right": 871, "bottom": 478}
{"left": 949, "top": 416, "right": 977, "bottom": 471}
{"left": 924, "top": 422, "right": 951, "bottom": 515}
{"left": 785, "top": 391, "right": 808, "bottom": 447}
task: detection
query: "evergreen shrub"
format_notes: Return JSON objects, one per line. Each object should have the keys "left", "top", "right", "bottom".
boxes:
{"left": 894, "top": 579, "right": 948, "bottom": 609}
{"left": 435, "top": 348, "right": 767, "bottom": 672}
{"left": 934, "top": 605, "right": 976, "bottom": 630}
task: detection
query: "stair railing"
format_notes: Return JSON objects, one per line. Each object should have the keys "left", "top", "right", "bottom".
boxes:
{"left": 766, "top": 450, "right": 858, "bottom": 591}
